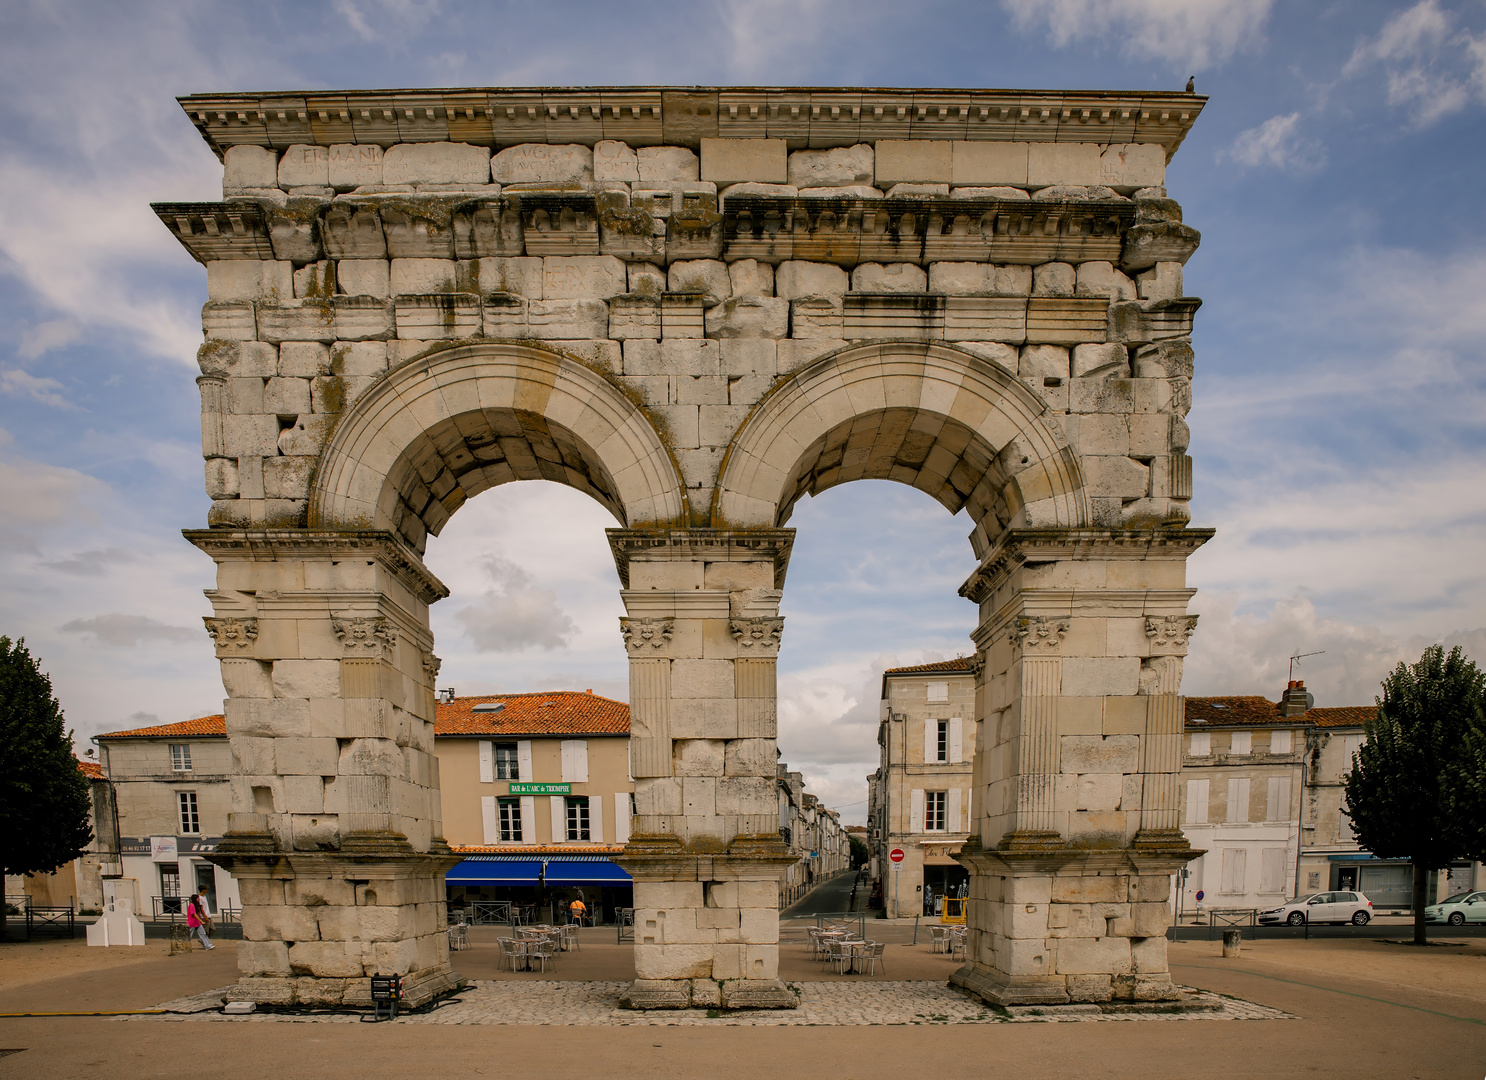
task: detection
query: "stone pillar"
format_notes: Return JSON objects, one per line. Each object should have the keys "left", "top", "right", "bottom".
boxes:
{"left": 951, "top": 528, "right": 1210, "bottom": 1007}
{"left": 188, "top": 529, "right": 463, "bottom": 1008}
{"left": 609, "top": 529, "right": 799, "bottom": 1010}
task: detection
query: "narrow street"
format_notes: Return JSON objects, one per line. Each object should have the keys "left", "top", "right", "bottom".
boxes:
{"left": 784, "top": 871, "right": 863, "bottom": 918}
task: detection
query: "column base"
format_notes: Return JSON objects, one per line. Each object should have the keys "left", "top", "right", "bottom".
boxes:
{"left": 226, "top": 965, "right": 465, "bottom": 1010}
{"left": 950, "top": 964, "right": 1070, "bottom": 1006}
{"left": 621, "top": 978, "right": 799, "bottom": 1010}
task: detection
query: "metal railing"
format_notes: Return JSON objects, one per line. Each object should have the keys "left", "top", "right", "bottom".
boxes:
{"left": 25, "top": 905, "right": 76, "bottom": 939}
{"left": 150, "top": 897, "right": 239, "bottom": 923}
{"left": 1206, "top": 908, "right": 1258, "bottom": 939}
{"left": 616, "top": 907, "right": 635, "bottom": 943}
{"left": 813, "top": 912, "right": 866, "bottom": 940}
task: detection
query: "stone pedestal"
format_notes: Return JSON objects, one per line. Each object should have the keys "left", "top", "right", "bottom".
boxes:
{"left": 189, "top": 529, "right": 464, "bottom": 1008}
{"left": 950, "top": 528, "right": 1210, "bottom": 1006}
{"left": 610, "top": 529, "right": 799, "bottom": 1010}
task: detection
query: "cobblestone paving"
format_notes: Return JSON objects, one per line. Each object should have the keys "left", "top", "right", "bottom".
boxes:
{"left": 137, "top": 982, "right": 1292, "bottom": 1026}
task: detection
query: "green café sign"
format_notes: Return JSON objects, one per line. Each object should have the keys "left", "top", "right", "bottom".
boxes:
{"left": 508, "top": 782, "right": 571, "bottom": 795}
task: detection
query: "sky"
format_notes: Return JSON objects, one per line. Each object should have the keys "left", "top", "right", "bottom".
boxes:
{"left": 2, "top": 0, "right": 1484, "bottom": 825}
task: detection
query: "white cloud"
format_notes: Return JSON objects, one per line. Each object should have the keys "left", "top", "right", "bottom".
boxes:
{"left": 454, "top": 552, "right": 578, "bottom": 651}
{"left": 1000, "top": 0, "right": 1275, "bottom": 69}
{"left": 1225, "top": 112, "right": 1326, "bottom": 171}
{"left": 1342, "top": 1, "right": 1486, "bottom": 126}
{"left": 59, "top": 613, "right": 198, "bottom": 647}
{"left": 17, "top": 319, "right": 81, "bottom": 360}
{"left": 723, "top": 0, "right": 836, "bottom": 77}
{"left": 0, "top": 368, "right": 78, "bottom": 409}
{"left": 331, "top": 0, "right": 375, "bottom": 41}
{"left": 0, "top": 458, "right": 102, "bottom": 523}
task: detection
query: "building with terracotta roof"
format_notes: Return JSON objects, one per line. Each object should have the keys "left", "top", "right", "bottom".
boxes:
{"left": 4, "top": 756, "right": 117, "bottom": 915}
{"left": 871, "top": 657, "right": 977, "bottom": 917}
{"left": 434, "top": 690, "right": 636, "bottom": 922}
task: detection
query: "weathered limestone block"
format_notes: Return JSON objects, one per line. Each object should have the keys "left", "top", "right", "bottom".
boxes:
{"left": 640, "top": 146, "right": 699, "bottom": 182}
{"left": 490, "top": 143, "right": 593, "bottom": 184}
{"left": 887, "top": 183, "right": 950, "bottom": 198}
{"left": 1074, "top": 774, "right": 1123, "bottom": 811}
{"left": 279, "top": 145, "right": 329, "bottom": 189}
{"left": 1027, "top": 143, "right": 1101, "bottom": 187}
{"left": 465, "top": 256, "right": 541, "bottom": 298}
{"left": 257, "top": 303, "right": 337, "bottom": 344}
{"left": 787, "top": 144, "right": 873, "bottom": 188}
{"left": 207, "top": 260, "right": 293, "bottom": 302}
{"left": 543, "top": 255, "right": 626, "bottom": 299}
{"left": 728, "top": 258, "right": 773, "bottom": 297}
{"left": 390, "top": 258, "right": 461, "bottom": 295}
{"left": 526, "top": 298, "right": 608, "bottom": 339}
{"left": 668, "top": 260, "right": 731, "bottom": 307}
{"left": 775, "top": 261, "right": 848, "bottom": 300}
{"left": 951, "top": 141, "right": 1030, "bottom": 186}
{"left": 996, "top": 265, "right": 1033, "bottom": 297}
{"left": 1120, "top": 222, "right": 1201, "bottom": 272}
{"left": 1071, "top": 343, "right": 1128, "bottom": 378}
{"left": 1098, "top": 144, "right": 1166, "bottom": 193}
{"left": 1137, "top": 262, "right": 1183, "bottom": 302}
{"left": 264, "top": 377, "right": 312, "bottom": 414}
{"left": 594, "top": 140, "right": 640, "bottom": 182}
{"left": 205, "top": 458, "right": 240, "bottom": 499}
{"left": 874, "top": 140, "right": 951, "bottom": 184}
{"left": 1131, "top": 338, "right": 1194, "bottom": 379}
{"left": 395, "top": 294, "right": 481, "bottom": 339}
{"left": 798, "top": 185, "right": 882, "bottom": 200}
{"left": 952, "top": 185, "right": 1030, "bottom": 201}
{"left": 1019, "top": 345, "right": 1069, "bottom": 381}
{"left": 224, "top": 145, "right": 278, "bottom": 192}
{"left": 929, "top": 262, "right": 991, "bottom": 295}
{"left": 851, "top": 262, "right": 927, "bottom": 293}
{"left": 628, "top": 262, "right": 667, "bottom": 295}
{"left": 333, "top": 296, "right": 394, "bottom": 341}
{"left": 294, "top": 262, "right": 336, "bottom": 299}
{"left": 383, "top": 143, "right": 489, "bottom": 186}
{"left": 704, "top": 297, "right": 788, "bottom": 339}
{"left": 336, "top": 259, "right": 391, "bottom": 298}
{"left": 1060, "top": 657, "right": 1142, "bottom": 697}
{"left": 954, "top": 342, "right": 1019, "bottom": 373}
{"left": 718, "top": 182, "right": 797, "bottom": 207}
{"left": 1032, "top": 263, "right": 1075, "bottom": 298}
{"left": 1075, "top": 261, "right": 1136, "bottom": 301}
{"left": 701, "top": 138, "right": 787, "bottom": 185}
{"left": 328, "top": 144, "right": 384, "bottom": 190}
{"left": 202, "top": 301, "right": 258, "bottom": 341}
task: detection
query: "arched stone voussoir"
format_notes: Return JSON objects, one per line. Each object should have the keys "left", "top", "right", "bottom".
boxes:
{"left": 310, "top": 343, "right": 687, "bottom": 547}
{"left": 713, "top": 340, "right": 1090, "bottom": 533}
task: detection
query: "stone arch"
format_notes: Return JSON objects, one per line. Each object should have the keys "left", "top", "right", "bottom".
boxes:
{"left": 713, "top": 341, "right": 1088, "bottom": 552}
{"left": 309, "top": 342, "right": 686, "bottom": 552}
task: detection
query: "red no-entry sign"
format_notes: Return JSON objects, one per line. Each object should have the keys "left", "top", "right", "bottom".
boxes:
{"left": 889, "top": 848, "right": 905, "bottom": 863}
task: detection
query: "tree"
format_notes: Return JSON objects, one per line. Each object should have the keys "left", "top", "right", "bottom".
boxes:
{"left": 1344, "top": 645, "right": 1486, "bottom": 944}
{"left": 848, "top": 833, "right": 870, "bottom": 870}
{"left": 0, "top": 637, "right": 93, "bottom": 939}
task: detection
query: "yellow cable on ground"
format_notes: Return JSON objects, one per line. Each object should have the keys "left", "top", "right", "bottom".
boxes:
{"left": 0, "top": 1009, "right": 169, "bottom": 1017}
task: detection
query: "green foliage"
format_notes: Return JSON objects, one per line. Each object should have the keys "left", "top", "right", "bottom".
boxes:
{"left": 847, "top": 833, "right": 870, "bottom": 869}
{"left": 1344, "top": 645, "right": 1486, "bottom": 870}
{"left": 0, "top": 637, "right": 93, "bottom": 878}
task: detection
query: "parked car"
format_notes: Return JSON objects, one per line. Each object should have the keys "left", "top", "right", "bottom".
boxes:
{"left": 1425, "top": 891, "right": 1486, "bottom": 925}
{"left": 1258, "top": 891, "right": 1373, "bottom": 926}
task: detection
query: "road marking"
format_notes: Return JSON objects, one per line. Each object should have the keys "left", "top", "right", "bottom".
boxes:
{"left": 1177, "top": 964, "right": 1486, "bottom": 1026}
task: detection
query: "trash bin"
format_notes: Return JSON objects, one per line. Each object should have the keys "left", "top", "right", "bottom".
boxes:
{"left": 1221, "top": 928, "right": 1242, "bottom": 957}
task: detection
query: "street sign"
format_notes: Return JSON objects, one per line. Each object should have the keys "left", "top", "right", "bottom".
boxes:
{"left": 1195, "top": 890, "right": 1205, "bottom": 902}
{"left": 508, "top": 782, "right": 570, "bottom": 795}
{"left": 889, "top": 848, "right": 905, "bottom": 863}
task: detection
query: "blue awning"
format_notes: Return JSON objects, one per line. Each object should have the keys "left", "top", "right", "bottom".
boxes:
{"left": 543, "top": 861, "right": 633, "bottom": 885}
{"left": 446, "top": 859, "right": 542, "bottom": 885}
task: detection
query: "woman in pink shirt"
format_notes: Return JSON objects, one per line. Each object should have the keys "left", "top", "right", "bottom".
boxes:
{"left": 185, "top": 887, "right": 214, "bottom": 950}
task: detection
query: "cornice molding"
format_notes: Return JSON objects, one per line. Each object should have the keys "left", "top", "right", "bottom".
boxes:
{"left": 607, "top": 528, "right": 794, "bottom": 589}
{"left": 960, "top": 527, "right": 1214, "bottom": 603}
{"left": 178, "top": 87, "right": 1206, "bottom": 158}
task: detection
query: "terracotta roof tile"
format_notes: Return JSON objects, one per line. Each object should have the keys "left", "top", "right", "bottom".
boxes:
{"left": 76, "top": 758, "right": 104, "bottom": 779}
{"left": 1186, "top": 697, "right": 1376, "bottom": 729}
{"left": 98, "top": 715, "right": 226, "bottom": 739}
{"left": 1308, "top": 706, "right": 1375, "bottom": 728}
{"left": 436, "top": 692, "right": 629, "bottom": 737}
{"left": 883, "top": 657, "right": 976, "bottom": 676}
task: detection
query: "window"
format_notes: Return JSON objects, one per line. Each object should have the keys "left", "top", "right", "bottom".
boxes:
{"left": 178, "top": 791, "right": 200, "bottom": 834}
{"left": 926, "top": 681, "right": 949, "bottom": 703}
{"left": 1189, "top": 733, "right": 1211, "bottom": 756}
{"left": 1260, "top": 848, "right": 1287, "bottom": 894}
{"left": 1226, "top": 778, "right": 1251, "bottom": 823}
{"left": 1269, "top": 730, "right": 1292, "bottom": 754}
{"left": 1220, "top": 848, "right": 1247, "bottom": 893}
{"left": 566, "top": 796, "right": 590, "bottom": 841}
{"left": 170, "top": 744, "right": 192, "bottom": 771}
{"left": 924, "top": 791, "right": 947, "bottom": 831}
{"left": 1229, "top": 732, "right": 1252, "bottom": 756}
{"left": 1185, "top": 778, "right": 1209, "bottom": 824}
{"left": 494, "top": 743, "right": 519, "bottom": 780}
{"left": 630, "top": 792, "right": 637, "bottom": 816}
{"left": 498, "top": 797, "right": 522, "bottom": 842}
{"left": 159, "top": 864, "right": 181, "bottom": 911}
{"left": 936, "top": 720, "right": 949, "bottom": 762}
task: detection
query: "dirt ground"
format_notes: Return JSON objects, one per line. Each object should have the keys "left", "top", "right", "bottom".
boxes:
{"left": 2, "top": 931, "right": 1485, "bottom": 1079}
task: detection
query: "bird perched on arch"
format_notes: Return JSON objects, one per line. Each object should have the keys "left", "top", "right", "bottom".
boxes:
{"left": 1185, "top": 76, "right": 1195, "bottom": 92}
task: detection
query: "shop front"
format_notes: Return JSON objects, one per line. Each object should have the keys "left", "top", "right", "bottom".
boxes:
{"left": 446, "top": 853, "right": 633, "bottom": 924}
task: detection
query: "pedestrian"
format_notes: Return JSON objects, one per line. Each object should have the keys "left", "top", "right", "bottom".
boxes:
{"left": 185, "top": 887, "right": 215, "bottom": 950}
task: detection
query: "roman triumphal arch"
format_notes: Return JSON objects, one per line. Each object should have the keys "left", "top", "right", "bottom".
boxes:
{"left": 161, "top": 85, "right": 1211, "bottom": 1009}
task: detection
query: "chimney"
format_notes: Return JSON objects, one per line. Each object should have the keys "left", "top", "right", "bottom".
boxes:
{"left": 1279, "top": 680, "right": 1313, "bottom": 717}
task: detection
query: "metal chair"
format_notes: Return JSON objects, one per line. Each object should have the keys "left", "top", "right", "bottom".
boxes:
{"left": 858, "top": 941, "right": 885, "bottom": 976}
{"left": 929, "top": 925, "right": 951, "bottom": 954}
{"left": 949, "top": 927, "right": 967, "bottom": 960}
{"left": 527, "top": 938, "right": 558, "bottom": 973}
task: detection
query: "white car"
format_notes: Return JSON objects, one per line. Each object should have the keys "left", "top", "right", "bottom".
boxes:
{"left": 1425, "top": 891, "right": 1486, "bottom": 925}
{"left": 1258, "top": 891, "right": 1373, "bottom": 926}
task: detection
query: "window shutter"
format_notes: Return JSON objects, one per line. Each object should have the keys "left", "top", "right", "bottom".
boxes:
{"left": 948, "top": 788, "right": 962, "bottom": 833}
{"left": 923, "top": 722, "right": 936, "bottom": 764}
{"left": 519, "top": 796, "right": 536, "bottom": 845}
{"left": 1221, "top": 848, "right": 1247, "bottom": 893}
{"left": 550, "top": 796, "right": 566, "bottom": 843}
{"left": 1260, "top": 848, "right": 1286, "bottom": 893}
{"left": 1227, "top": 778, "right": 1250, "bottom": 823}
{"left": 1185, "top": 778, "right": 1209, "bottom": 824}
{"left": 479, "top": 741, "right": 494, "bottom": 784}
{"left": 1270, "top": 730, "right": 1292, "bottom": 754}
{"left": 516, "top": 741, "right": 533, "bottom": 782}
{"left": 910, "top": 789, "right": 924, "bottom": 833}
{"left": 590, "top": 793, "right": 604, "bottom": 843}
{"left": 560, "top": 741, "right": 574, "bottom": 782}
{"left": 948, "top": 718, "right": 963, "bottom": 764}
{"left": 575, "top": 740, "right": 589, "bottom": 783}
{"left": 481, "top": 795, "right": 497, "bottom": 844}
{"left": 614, "top": 793, "right": 631, "bottom": 844}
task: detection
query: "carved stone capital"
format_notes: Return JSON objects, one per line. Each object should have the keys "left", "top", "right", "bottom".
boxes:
{"left": 204, "top": 616, "right": 258, "bottom": 655}
{"left": 332, "top": 615, "right": 397, "bottom": 658}
{"left": 967, "top": 653, "right": 986, "bottom": 683}
{"left": 730, "top": 615, "right": 784, "bottom": 654}
{"left": 422, "top": 651, "right": 442, "bottom": 682}
{"left": 621, "top": 617, "right": 674, "bottom": 653}
{"left": 1011, "top": 616, "right": 1068, "bottom": 655}
{"left": 1145, "top": 614, "right": 1198, "bottom": 654}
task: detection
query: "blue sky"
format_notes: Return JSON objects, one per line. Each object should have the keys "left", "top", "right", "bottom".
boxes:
{"left": 2, "top": 0, "right": 1484, "bottom": 822}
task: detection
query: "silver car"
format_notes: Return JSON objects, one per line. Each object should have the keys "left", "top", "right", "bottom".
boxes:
{"left": 1258, "top": 891, "right": 1373, "bottom": 926}
{"left": 1425, "top": 891, "right": 1486, "bottom": 925}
